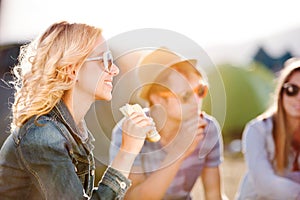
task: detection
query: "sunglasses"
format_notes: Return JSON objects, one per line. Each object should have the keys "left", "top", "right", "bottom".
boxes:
{"left": 85, "top": 51, "right": 114, "bottom": 72}
{"left": 159, "top": 82, "right": 208, "bottom": 103}
{"left": 282, "top": 83, "right": 300, "bottom": 97}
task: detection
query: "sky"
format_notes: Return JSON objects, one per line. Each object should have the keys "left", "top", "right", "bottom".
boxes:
{"left": 1, "top": 0, "right": 300, "bottom": 49}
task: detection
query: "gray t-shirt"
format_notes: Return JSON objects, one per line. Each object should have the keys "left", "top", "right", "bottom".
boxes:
{"left": 109, "top": 113, "right": 223, "bottom": 199}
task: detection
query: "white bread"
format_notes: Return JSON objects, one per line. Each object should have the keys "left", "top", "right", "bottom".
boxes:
{"left": 119, "top": 104, "right": 161, "bottom": 142}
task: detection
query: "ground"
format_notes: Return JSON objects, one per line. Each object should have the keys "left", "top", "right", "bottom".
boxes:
{"left": 191, "top": 155, "right": 246, "bottom": 200}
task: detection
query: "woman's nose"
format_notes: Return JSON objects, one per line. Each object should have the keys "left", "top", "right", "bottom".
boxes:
{"left": 110, "top": 63, "right": 120, "bottom": 76}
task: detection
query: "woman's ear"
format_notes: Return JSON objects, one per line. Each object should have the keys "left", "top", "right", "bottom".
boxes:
{"left": 65, "top": 65, "right": 77, "bottom": 81}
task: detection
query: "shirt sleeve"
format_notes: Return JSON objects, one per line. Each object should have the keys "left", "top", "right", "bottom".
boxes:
{"left": 200, "top": 116, "right": 223, "bottom": 168}
{"left": 243, "top": 119, "right": 300, "bottom": 199}
{"left": 96, "top": 167, "right": 131, "bottom": 200}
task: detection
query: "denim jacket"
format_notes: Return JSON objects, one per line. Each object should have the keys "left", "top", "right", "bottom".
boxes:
{"left": 0, "top": 100, "right": 131, "bottom": 200}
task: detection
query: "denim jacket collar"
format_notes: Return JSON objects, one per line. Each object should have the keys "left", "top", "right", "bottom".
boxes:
{"left": 50, "top": 100, "right": 95, "bottom": 151}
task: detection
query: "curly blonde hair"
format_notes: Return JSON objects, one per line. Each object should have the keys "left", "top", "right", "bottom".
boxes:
{"left": 11, "top": 21, "right": 102, "bottom": 129}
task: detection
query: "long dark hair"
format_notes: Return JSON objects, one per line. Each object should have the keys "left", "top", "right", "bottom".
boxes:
{"left": 266, "top": 57, "right": 300, "bottom": 174}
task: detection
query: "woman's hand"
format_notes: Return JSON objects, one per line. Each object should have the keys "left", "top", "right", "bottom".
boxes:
{"left": 111, "top": 112, "right": 155, "bottom": 177}
{"left": 121, "top": 112, "right": 156, "bottom": 154}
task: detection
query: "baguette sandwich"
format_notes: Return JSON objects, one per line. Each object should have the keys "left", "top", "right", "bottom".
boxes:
{"left": 119, "top": 104, "right": 161, "bottom": 142}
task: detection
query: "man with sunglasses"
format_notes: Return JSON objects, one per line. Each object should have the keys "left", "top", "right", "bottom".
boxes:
{"left": 236, "top": 58, "right": 300, "bottom": 200}
{"left": 109, "top": 48, "right": 227, "bottom": 200}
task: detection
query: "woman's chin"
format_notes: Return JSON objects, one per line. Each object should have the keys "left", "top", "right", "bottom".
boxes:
{"left": 95, "top": 93, "right": 112, "bottom": 101}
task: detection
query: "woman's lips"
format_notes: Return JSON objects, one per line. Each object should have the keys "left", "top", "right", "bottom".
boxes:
{"left": 104, "top": 80, "right": 113, "bottom": 88}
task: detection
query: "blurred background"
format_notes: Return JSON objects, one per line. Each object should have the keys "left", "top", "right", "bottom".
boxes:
{"left": 1, "top": 0, "right": 300, "bottom": 198}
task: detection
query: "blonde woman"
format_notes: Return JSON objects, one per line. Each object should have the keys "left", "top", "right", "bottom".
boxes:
{"left": 0, "top": 21, "right": 153, "bottom": 199}
{"left": 236, "top": 58, "right": 300, "bottom": 199}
